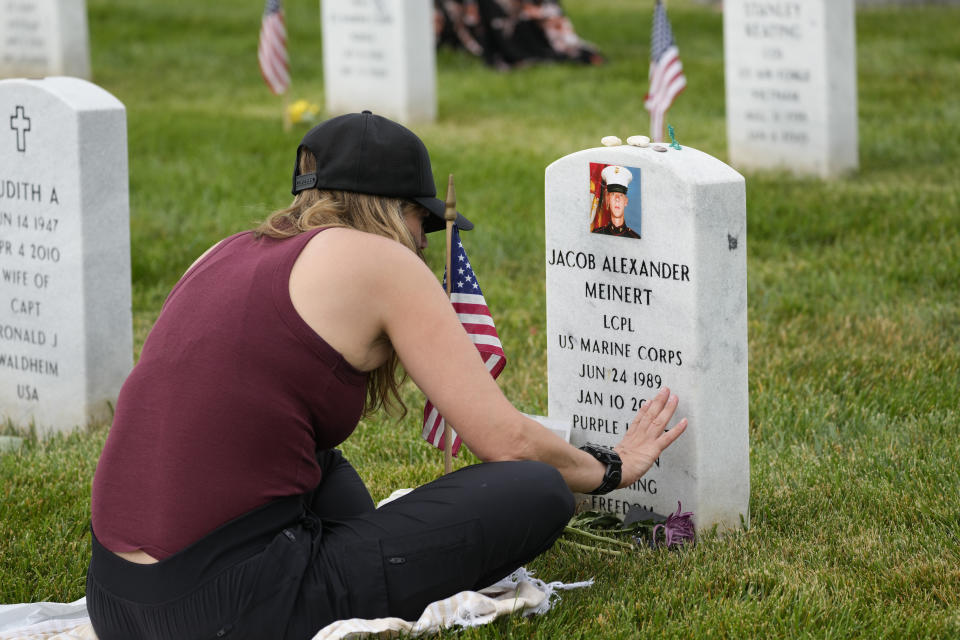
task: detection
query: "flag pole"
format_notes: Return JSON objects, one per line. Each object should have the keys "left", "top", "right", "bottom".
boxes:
{"left": 282, "top": 91, "right": 292, "bottom": 132}
{"left": 442, "top": 174, "right": 457, "bottom": 475}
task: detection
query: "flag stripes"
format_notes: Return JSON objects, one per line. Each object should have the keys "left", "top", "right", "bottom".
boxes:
{"left": 644, "top": 1, "right": 686, "bottom": 142}
{"left": 258, "top": 0, "right": 290, "bottom": 95}
{"left": 422, "top": 228, "right": 506, "bottom": 455}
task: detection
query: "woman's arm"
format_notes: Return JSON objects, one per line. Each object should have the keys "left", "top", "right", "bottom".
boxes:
{"left": 370, "top": 237, "right": 686, "bottom": 493}
{"left": 290, "top": 229, "right": 686, "bottom": 493}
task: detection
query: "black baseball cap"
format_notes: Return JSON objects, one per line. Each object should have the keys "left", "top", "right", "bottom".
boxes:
{"left": 292, "top": 111, "right": 473, "bottom": 232}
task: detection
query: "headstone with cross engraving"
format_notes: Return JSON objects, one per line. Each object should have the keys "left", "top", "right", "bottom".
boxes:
{"left": 544, "top": 140, "right": 749, "bottom": 532}
{"left": 0, "top": 0, "right": 91, "bottom": 80}
{"left": 724, "top": 0, "right": 858, "bottom": 178}
{"left": 0, "top": 77, "right": 131, "bottom": 435}
{"left": 321, "top": 0, "right": 436, "bottom": 123}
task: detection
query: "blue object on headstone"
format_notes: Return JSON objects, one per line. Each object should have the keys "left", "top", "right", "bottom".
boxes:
{"left": 668, "top": 124, "right": 681, "bottom": 150}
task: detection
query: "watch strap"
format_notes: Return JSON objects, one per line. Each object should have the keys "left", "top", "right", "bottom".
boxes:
{"left": 579, "top": 443, "right": 622, "bottom": 495}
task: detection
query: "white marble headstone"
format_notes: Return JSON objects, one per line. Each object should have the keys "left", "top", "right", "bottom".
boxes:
{"left": 545, "top": 142, "right": 749, "bottom": 532}
{"left": 0, "top": 0, "right": 91, "bottom": 80}
{"left": 0, "top": 77, "right": 131, "bottom": 435}
{"left": 724, "top": 0, "right": 858, "bottom": 178}
{"left": 321, "top": 0, "right": 436, "bottom": 124}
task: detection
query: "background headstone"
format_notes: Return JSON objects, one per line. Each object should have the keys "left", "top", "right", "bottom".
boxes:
{"left": 545, "top": 142, "right": 749, "bottom": 532}
{"left": 0, "top": 76, "right": 131, "bottom": 436}
{"left": 321, "top": 0, "right": 436, "bottom": 124}
{"left": 724, "top": 0, "right": 858, "bottom": 178}
{"left": 0, "top": 0, "right": 91, "bottom": 80}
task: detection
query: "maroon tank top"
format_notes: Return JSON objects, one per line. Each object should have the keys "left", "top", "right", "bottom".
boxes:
{"left": 91, "top": 228, "right": 367, "bottom": 559}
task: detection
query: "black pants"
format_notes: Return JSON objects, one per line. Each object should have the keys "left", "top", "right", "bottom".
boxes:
{"left": 86, "top": 453, "right": 574, "bottom": 640}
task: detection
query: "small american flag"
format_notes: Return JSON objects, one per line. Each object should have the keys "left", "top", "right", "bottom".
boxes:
{"left": 643, "top": 0, "right": 686, "bottom": 142}
{"left": 422, "top": 226, "right": 506, "bottom": 456}
{"left": 258, "top": 0, "right": 290, "bottom": 95}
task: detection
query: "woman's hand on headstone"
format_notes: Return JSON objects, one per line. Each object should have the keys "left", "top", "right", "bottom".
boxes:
{"left": 614, "top": 387, "right": 687, "bottom": 488}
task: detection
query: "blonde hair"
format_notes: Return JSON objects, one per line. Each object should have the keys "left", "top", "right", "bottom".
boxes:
{"left": 254, "top": 150, "right": 426, "bottom": 417}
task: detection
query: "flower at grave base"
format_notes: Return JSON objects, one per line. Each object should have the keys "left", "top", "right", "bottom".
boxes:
{"left": 287, "top": 99, "right": 320, "bottom": 125}
{"left": 651, "top": 501, "right": 695, "bottom": 548}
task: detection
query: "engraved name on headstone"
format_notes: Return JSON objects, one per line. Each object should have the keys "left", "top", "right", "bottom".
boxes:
{"left": 545, "top": 142, "right": 749, "bottom": 531}
{"left": 321, "top": 0, "right": 436, "bottom": 124}
{"left": 724, "top": 0, "right": 858, "bottom": 177}
{"left": 0, "top": 0, "right": 91, "bottom": 79}
{"left": 0, "top": 77, "right": 131, "bottom": 435}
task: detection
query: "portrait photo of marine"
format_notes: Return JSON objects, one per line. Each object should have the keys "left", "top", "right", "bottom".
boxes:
{"left": 589, "top": 163, "right": 642, "bottom": 239}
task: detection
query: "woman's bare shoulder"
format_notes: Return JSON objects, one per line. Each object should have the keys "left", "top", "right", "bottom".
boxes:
{"left": 300, "top": 227, "right": 429, "bottom": 277}
{"left": 288, "top": 227, "right": 441, "bottom": 371}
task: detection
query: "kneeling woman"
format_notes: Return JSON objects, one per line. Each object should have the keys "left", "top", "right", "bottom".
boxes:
{"left": 87, "top": 112, "right": 687, "bottom": 640}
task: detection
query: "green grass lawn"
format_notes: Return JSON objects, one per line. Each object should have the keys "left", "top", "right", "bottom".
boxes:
{"left": 2, "top": 0, "right": 959, "bottom": 637}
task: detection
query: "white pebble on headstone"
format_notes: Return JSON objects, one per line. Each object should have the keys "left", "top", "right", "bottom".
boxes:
{"left": 723, "top": 0, "right": 858, "bottom": 177}
{"left": 0, "top": 0, "right": 91, "bottom": 80}
{"left": 545, "top": 143, "right": 749, "bottom": 532}
{"left": 627, "top": 136, "right": 650, "bottom": 147}
{"left": 601, "top": 136, "right": 622, "bottom": 147}
{"left": 0, "top": 77, "right": 132, "bottom": 436}
{"left": 321, "top": 0, "right": 436, "bottom": 124}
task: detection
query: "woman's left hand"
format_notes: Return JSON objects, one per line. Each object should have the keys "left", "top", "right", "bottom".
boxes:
{"left": 613, "top": 387, "right": 687, "bottom": 488}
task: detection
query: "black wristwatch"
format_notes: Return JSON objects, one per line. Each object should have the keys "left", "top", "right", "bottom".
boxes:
{"left": 579, "top": 443, "right": 622, "bottom": 495}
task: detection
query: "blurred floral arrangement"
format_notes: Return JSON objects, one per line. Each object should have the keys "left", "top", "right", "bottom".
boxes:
{"left": 287, "top": 99, "right": 321, "bottom": 126}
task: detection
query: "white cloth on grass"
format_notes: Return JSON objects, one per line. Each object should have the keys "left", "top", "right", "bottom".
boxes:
{"left": 0, "top": 570, "right": 591, "bottom": 640}
{"left": 0, "top": 599, "right": 94, "bottom": 640}
{"left": 312, "top": 568, "right": 593, "bottom": 639}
